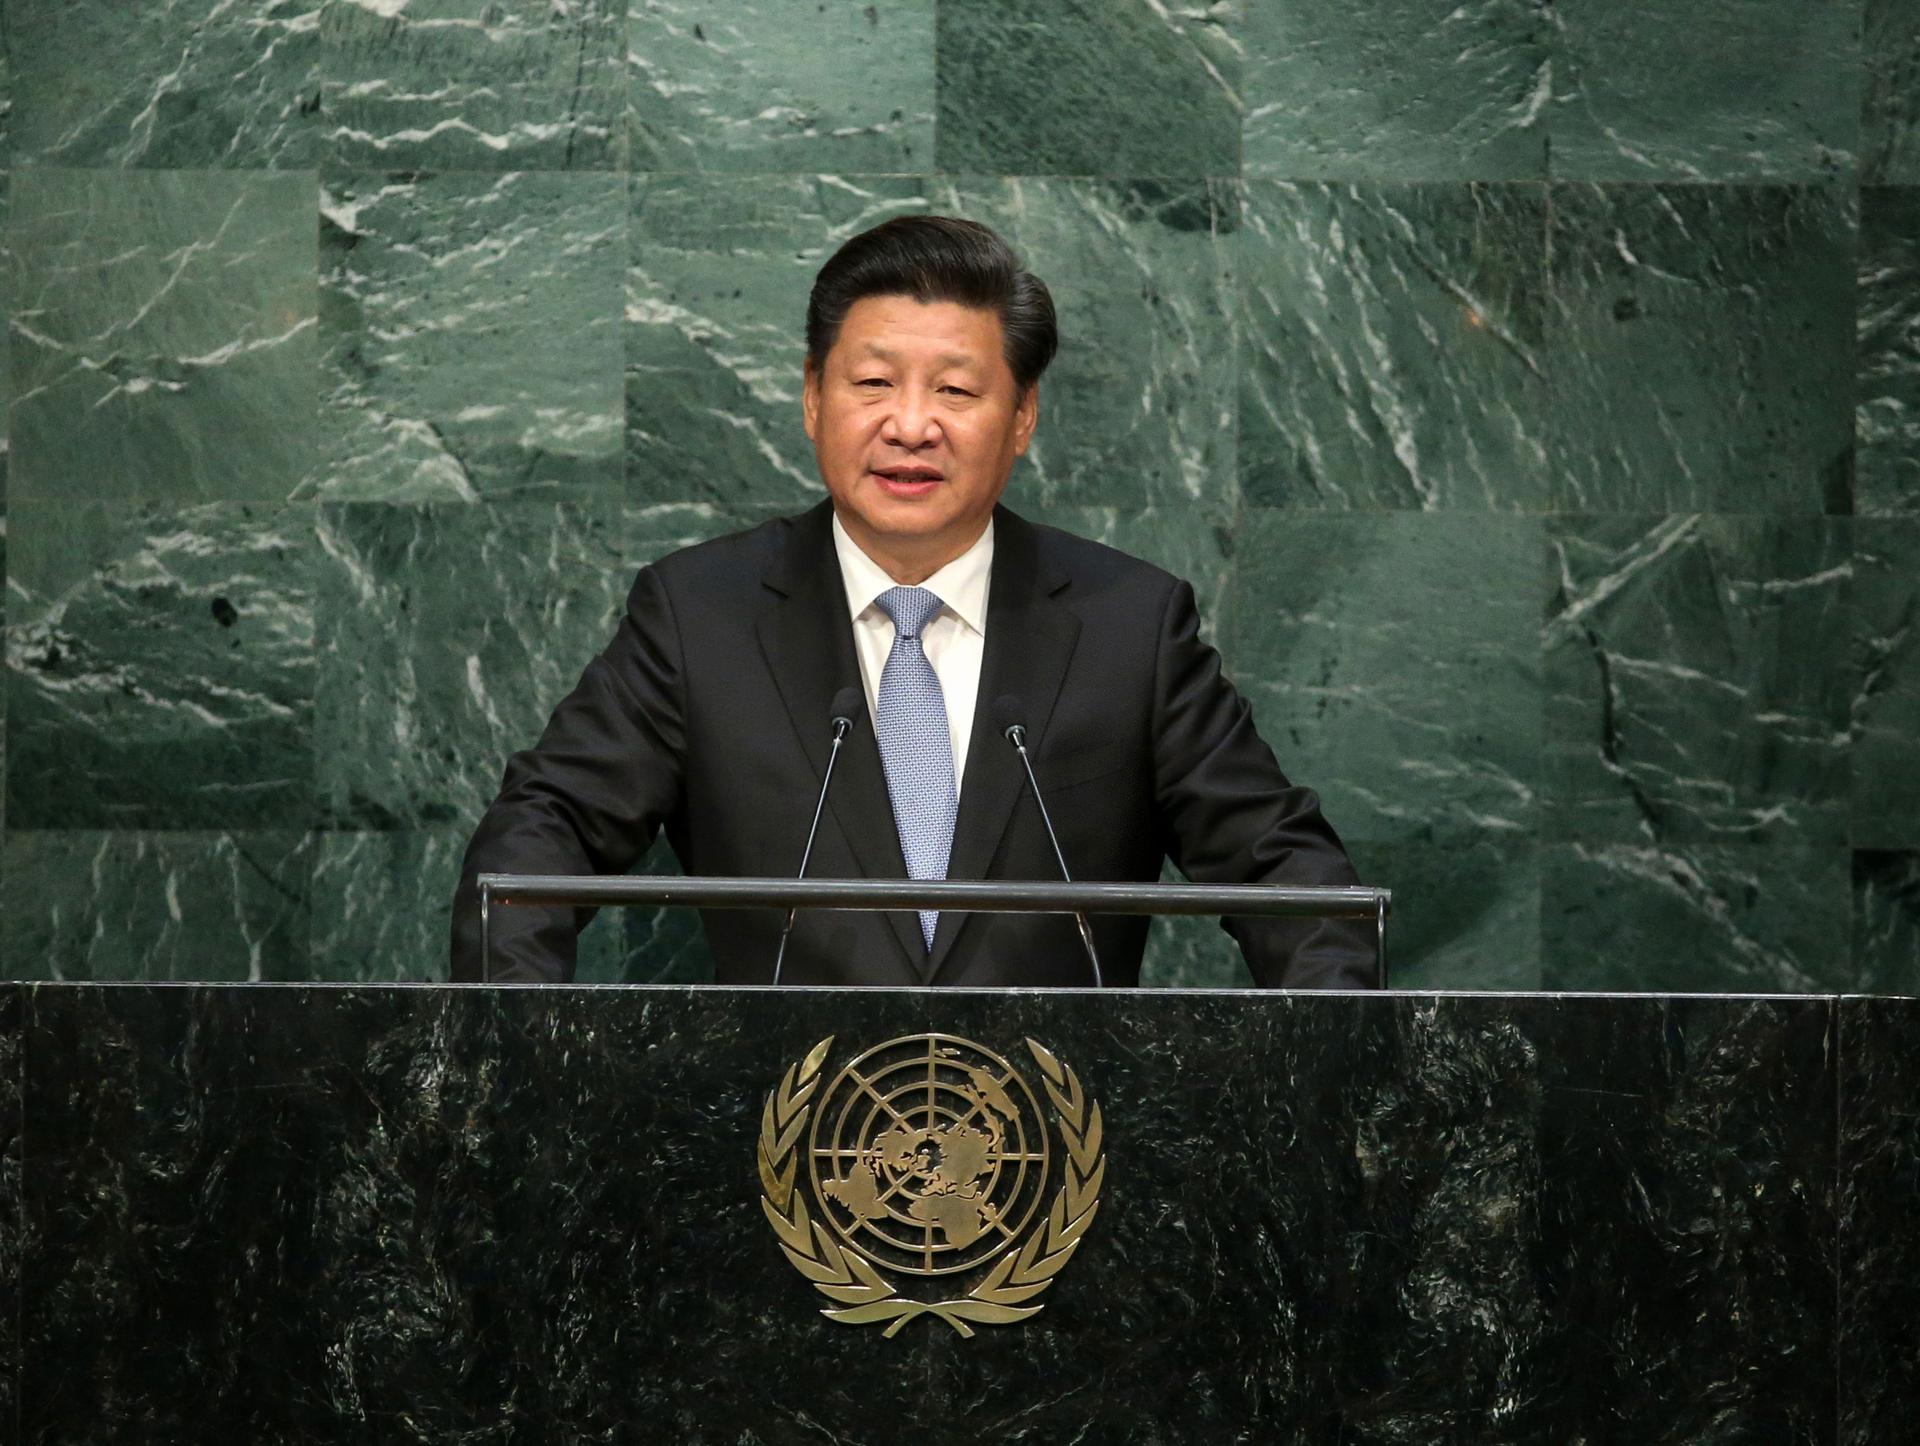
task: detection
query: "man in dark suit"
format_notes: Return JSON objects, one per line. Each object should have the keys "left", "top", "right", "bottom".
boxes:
{"left": 451, "top": 216, "right": 1376, "bottom": 988}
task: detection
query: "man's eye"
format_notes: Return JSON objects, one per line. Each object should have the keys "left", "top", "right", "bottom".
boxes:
{"left": 856, "top": 378, "right": 889, "bottom": 388}
{"left": 940, "top": 386, "right": 974, "bottom": 397}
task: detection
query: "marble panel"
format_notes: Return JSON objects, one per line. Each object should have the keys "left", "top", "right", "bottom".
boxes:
{"left": 1239, "top": 181, "right": 1550, "bottom": 510}
{"left": 1852, "top": 850, "right": 1920, "bottom": 995}
{"left": 2, "top": 178, "right": 9, "bottom": 837}
{"left": 1544, "top": 515, "right": 1853, "bottom": 845}
{"left": 14, "top": 986, "right": 437, "bottom": 1435}
{"left": 5, "top": 0, "right": 322, "bottom": 168}
{"left": 307, "top": 172, "right": 625, "bottom": 503}
{"left": 6, "top": 500, "right": 316, "bottom": 831}
{"left": 1245, "top": 0, "right": 1549, "bottom": 181}
{"left": 934, "top": 0, "right": 1240, "bottom": 178}
{"left": 1, "top": 832, "right": 311, "bottom": 982}
{"left": 1541, "top": 841, "right": 1852, "bottom": 993}
{"left": 0, "top": 159, "right": 8, "bottom": 317}
{"left": 0, "top": 18, "right": 11, "bottom": 165}
{"left": 1547, "top": 183, "right": 1856, "bottom": 515}
{"left": 15, "top": 984, "right": 932, "bottom": 1439}
{"left": 1857, "top": 187, "right": 1920, "bottom": 516}
{"left": 552, "top": 985, "right": 940, "bottom": 1436}
{"left": 1551, "top": 0, "right": 1859, "bottom": 181}
{"left": 1348, "top": 836, "right": 1541, "bottom": 991}
{"left": 311, "top": 829, "right": 703, "bottom": 985}
{"left": 1853, "top": 520, "right": 1920, "bottom": 846}
{"left": 813, "top": 992, "right": 1833, "bottom": 1437}
{"left": 921, "top": 989, "right": 1358, "bottom": 1437}
{"left": 314, "top": 498, "right": 757, "bottom": 831}
{"left": 314, "top": 495, "right": 629, "bottom": 831}
{"left": 0, "top": 987, "right": 17, "bottom": 1439}
{"left": 7, "top": 169, "right": 318, "bottom": 505}
{"left": 14, "top": 988, "right": 1842, "bottom": 1439}
{"left": 930, "top": 178, "right": 1239, "bottom": 515}
{"left": 1, "top": 169, "right": 11, "bottom": 491}
{"left": 1862, "top": 0, "right": 1920, "bottom": 183}
{"left": 1840, "top": 997, "right": 1920, "bottom": 1440}
{"left": 1224, "top": 511, "right": 1543, "bottom": 843}
{"left": 310, "top": 830, "right": 470, "bottom": 983}
{"left": 1, "top": 504, "right": 8, "bottom": 841}
{"left": 1511, "top": 995, "right": 1836, "bottom": 1440}
{"left": 322, "top": 0, "right": 626, "bottom": 171}
{"left": 628, "top": 0, "right": 934, "bottom": 173}
{"left": 627, "top": 173, "right": 927, "bottom": 509}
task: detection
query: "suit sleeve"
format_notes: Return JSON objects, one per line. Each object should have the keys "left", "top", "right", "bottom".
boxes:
{"left": 449, "top": 564, "right": 688, "bottom": 982}
{"left": 1150, "top": 579, "right": 1379, "bottom": 989}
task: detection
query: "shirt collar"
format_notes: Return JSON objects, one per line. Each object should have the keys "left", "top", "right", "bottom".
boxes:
{"left": 831, "top": 512, "right": 994, "bottom": 637}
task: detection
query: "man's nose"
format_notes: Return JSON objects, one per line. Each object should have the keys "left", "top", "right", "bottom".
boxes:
{"left": 880, "top": 386, "right": 941, "bottom": 447}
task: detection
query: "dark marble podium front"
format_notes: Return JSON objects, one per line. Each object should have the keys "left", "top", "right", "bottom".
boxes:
{"left": 1, "top": 984, "right": 1913, "bottom": 1444}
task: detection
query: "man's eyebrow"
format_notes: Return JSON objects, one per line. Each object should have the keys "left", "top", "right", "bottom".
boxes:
{"left": 858, "top": 343, "right": 985, "bottom": 370}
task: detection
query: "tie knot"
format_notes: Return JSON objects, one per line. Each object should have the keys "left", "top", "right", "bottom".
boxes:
{"left": 876, "top": 585, "right": 945, "bottom": 640}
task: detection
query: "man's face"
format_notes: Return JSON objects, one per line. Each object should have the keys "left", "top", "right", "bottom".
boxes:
{"left": 803, "top": 295, "right": 1037, "bottom": 579}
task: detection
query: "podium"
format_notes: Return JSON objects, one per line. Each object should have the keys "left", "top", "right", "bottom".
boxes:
{"left": 2, "top": 976, "right": 1914, "bottom": 1441}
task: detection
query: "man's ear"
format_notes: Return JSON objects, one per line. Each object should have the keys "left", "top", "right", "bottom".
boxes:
{"left": 1013, "top": 381, "right": 1039, "bottom": 456}
{"left": 801, "top": 357, "right": 819, "bottom": 441}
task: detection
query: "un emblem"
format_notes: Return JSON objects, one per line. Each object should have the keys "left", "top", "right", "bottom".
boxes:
{"left": 757, "top": 1033, "right": 1107, "bottom": 1336}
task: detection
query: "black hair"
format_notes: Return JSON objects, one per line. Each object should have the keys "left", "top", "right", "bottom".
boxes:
{"left": 805, "top": 215, "right": 1058, "bottom": 394}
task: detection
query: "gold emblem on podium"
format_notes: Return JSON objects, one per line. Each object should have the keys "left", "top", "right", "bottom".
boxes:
{"left": 757, "top": 1033, "right": 1106, "bottom": 1336}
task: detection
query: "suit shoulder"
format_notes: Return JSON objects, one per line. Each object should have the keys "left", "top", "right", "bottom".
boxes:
{"left": 1024, "top": 516, "right": 1186, "bottom": 602}
{"left": 641, "top": 510, "right": 796, "bottom": 591}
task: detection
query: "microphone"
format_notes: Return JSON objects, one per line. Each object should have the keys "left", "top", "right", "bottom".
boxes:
{"left": 993, "top": 694, "right": 1104, "bottom": 988}
{"left": 771, "top": 686, "right": 862, "bottom": 985}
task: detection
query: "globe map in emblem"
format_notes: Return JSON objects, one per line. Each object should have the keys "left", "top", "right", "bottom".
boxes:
{"left": 807, "top": 1033, "right": 1052, "bottom": 1277}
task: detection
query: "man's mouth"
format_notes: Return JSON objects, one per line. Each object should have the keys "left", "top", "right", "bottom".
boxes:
{"left": 871, "top": 467, "right": 945, "bottom": 496}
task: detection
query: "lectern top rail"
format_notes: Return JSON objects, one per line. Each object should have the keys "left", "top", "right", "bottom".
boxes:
{"left": 475, "top": 875, "right": 1392, "bottom": 987}
{"left": 477, "top": 874, "right": 1389, "bottom": 917}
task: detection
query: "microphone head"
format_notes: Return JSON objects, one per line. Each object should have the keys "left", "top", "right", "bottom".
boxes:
{"left": 992, "top": 692, "right": 1027, "bottom": 744}
{"left": 828, "top": 685, "right": 863, "bottom": 732}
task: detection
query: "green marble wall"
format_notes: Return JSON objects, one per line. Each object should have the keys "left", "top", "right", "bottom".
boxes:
{"left": 0, "top": 0, "right": 1914, "bottom": 993}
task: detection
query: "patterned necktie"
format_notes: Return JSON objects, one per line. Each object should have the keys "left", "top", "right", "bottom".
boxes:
{"left": 873, "top": 586, "right": 958, "bottom": 952}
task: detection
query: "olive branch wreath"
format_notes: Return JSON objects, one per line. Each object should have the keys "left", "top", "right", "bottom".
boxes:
{"left": 757, "top": 1035, "right": 1106, "bottom": 1338}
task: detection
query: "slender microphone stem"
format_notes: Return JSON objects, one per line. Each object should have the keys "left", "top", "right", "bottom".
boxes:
{"left": 771, "top": 719, "right": 850, "bottom": 985}
{"left": 1007, "top": 725, "right": 1104, "bottom": 988}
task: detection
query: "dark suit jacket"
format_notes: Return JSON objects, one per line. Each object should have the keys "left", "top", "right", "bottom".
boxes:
{"left": 450, "top": 501, "right": 1376, "bottom": 988}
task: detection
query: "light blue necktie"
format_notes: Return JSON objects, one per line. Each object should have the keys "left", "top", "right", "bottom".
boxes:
{"left": 873, "top": 586, "right": 958, "bottom": 952}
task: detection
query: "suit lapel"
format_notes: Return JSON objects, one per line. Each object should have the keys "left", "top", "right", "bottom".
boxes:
{"left": 756, "top": 503, "right": 924, "bottom": 972}
{"left": 926, "top": 508, "right": 1080, "bottom": 980}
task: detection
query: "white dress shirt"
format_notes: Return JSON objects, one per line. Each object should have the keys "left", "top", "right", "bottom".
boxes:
{"left": 831, "top": 512, "right": 993, "bottom": 797}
